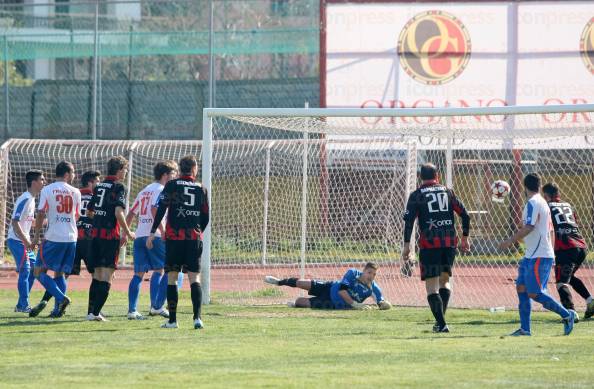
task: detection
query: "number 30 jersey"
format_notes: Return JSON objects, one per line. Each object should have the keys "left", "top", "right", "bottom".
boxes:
{"left": 403, "top": 180, "right": 470, "bottom": 249}
{"left": 547, "top": 198, "right": 587, "bottom": 251}
{"left": 151, "top": 175, "right": 209, "bottom": 240}
{"left": 38, "top": 181, "right": 81, "bottom": 243}
{"left": 88, "top": 175, "right": 126, "bottom": 240}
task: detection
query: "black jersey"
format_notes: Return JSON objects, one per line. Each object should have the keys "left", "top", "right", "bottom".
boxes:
{"left": 151, "top": 175, "right": 209, "bottom": 240}
{"left": 77, "top": 188, "right": 94, "bottom": 240}
{"left": 88, "top": 175, "right": 126, "bottom": 240}
{"left": 403, "top": 180, "right": 470, "bottom": 249}
{"left": 547, "top": 198, "right": 587, "bottom": 251}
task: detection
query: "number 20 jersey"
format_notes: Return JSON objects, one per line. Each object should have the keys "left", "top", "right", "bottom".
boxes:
{"left": 547, "top": 199, "right": 586, "bottom": 251}
{"left": 403, "top": 181, "right": 469, "bottom": 249}
{"left": 38, "top": 181, "right": 81, "bottom": 243}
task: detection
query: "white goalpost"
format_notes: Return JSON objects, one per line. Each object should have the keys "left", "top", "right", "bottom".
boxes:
{"left": 1, "top": 104, "right": 593, "bottom": 310}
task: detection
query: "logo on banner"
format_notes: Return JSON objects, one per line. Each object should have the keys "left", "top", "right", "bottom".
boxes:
{"left": 397, "top": 10, "right": 471, "bottom": 85}
{"left": 580, "top": 17, "right": 594, "bottom": 74}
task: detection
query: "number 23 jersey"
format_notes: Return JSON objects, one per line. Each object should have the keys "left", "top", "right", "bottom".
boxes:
{"left": 38, "top": 181, "right": 81, "bottom": 243}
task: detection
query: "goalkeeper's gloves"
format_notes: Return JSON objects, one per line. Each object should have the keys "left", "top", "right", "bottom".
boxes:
{"left": 378, "top": 300, "right": 392, "bottom": 310}
{"left": 351, "top": 302, "right": 371, "bottom": 310}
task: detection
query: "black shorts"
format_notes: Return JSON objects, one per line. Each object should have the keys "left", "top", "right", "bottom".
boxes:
{"left": 555, "top": 248, "right": 587, "bottom": 284}
{"left": 165, "top": 239, "right": 202, "bottom": 273}
{"left": 89, "top": 238, "right": 120, "bottom": 269}
{"left": 70, "top": 239, "right": 93, "bottom": 275}
{"left": 308, "top": 280, "right": 335, "bottom": 309}
{"left": 419, "top": 248, "right": 456, "bottom": 281}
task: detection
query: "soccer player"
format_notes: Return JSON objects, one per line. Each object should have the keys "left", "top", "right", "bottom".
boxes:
{"left": 499, "top": 173, "right": 576, "bottom": 336}
{"left": 8, "top": 170, "right": 45, "bottom": 312}
{"left": 31, "top": 161, "right": 81, "bottom": 318}
{"left": 147, "top": 155, "right": 209, "bottom": 329}
{"left": 86, "top": 156, "right": 135, "bottom": 321}
{"left": 264, "top": 262, "right": 392, "bottom": 310}
{"left": 543, "top": 182, "right": 594, "bottom": 320}
{"left": 126, "top": 160, "right": 178, "bottom": 320}
{"left": 401, "top": 163, "right": 470, "bottom": 333}
{"left": 29, "top": 170, "right": 101, "bottom": 318}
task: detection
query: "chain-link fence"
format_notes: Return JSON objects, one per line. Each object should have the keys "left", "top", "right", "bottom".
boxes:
{"left": 0, "top": 0, "right": 320, "bottom": 141}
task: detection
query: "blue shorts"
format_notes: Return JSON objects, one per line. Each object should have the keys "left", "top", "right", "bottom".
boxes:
{"left": 133, "top": 237, "right": 165, "bottom": 273}
{"left": 7, "top": 238, "right": 36, "bottom": 272}
{"left": 36, "top": 240, "right": 76, "bottom": 274}
{"left": 516, "top": 257, "right": 553, "bottom": 294}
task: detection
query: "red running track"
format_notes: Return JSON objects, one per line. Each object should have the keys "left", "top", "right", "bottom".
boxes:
{"left": 1, "top": 263, "right": 593, "bottom": 310}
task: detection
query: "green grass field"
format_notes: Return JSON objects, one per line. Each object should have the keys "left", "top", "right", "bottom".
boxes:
{"left": 1, "top": 289, "right": 594, "bottom": 388}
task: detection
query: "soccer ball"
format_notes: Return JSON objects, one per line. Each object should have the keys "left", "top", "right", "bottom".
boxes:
{"left": 491, "top": 180, "right": 510, "bottom": 202}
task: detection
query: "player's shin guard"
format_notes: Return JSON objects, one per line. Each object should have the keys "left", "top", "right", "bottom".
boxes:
{"left": 41, "top": 291, "right": 52, "bottom": 303}
{"left": 17, "top": 268, "right": 31, "bottom": 308}
{"left": 518, "top": 291, "right": 532, "bottom": 333}
{"left": 427, "top": 293, "right": 446, "bottom": 329}
{"left": 569, "top": 276, "right": 592, "bottom": 301}
{"left": 37, "top": 273, "right": 65, "bottom": 303}
{"left": 128, "top": 275, "right": 142, "bottom": 313}
{"left": 93, "top": 281, "right": 111, "bottom": 316}
{"left": 155, "top": 274, "right": 168, "bottom": 310}
{"left": 557, "top": 284, "right": 575, "bottom": 310}
{"left": 190, "top": 282, "right": 202, "bottom": 320}
{"left": 439, "top": 288, "right": 451, "bottom": 314}
{"left": 278, "top": 278, "right": 298, "bottom": 287}
{"left": 533, "top": 292, "right": 570, "bottom": 318}
{"left": 167, "top": 285, "right": 178, "bottom": 324}
{"left": 53, "top": 276, "right": 67, "bottom": 313}
{"left": 27, "top": 268, "right": 36, "bottom": 293}
{"left": 87, "top": 279, "right": 98, "bottom": 314}
{"left": 149, "top": 272, "right": 161, "bottom": 309}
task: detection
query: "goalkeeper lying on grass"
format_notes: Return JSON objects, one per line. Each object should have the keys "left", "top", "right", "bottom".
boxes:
{"left": 264, "top": 262, "right": 392, "bottom": 310}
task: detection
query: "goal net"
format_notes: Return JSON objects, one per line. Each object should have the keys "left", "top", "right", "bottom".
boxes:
{"left": 1, "top": 104, "right": 593, "bottom": 310}
{"left": 202, "top": 104, "right": 594, "bottom": 309}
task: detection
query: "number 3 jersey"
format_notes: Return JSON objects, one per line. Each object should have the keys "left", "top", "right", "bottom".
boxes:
{"left": 38, "top": 181, "right": 82, "bottom": 243}
{"left": 547, "top": 197, "right": 587, "bottom": 251}
{"left": 151, "top": 175, "right": 209, "bottom": 240}
{"left": 88, "top": 175, "right": 127, "bottom": 240}
{"left": 403, "top": 180, "right": 470, "bottom": 249}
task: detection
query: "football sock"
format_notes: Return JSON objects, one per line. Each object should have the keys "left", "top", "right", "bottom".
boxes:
{"left": 16, "top": 268, "right": 30, "bottom": 308}
{"left": 190, "top": 282, "right": 202, "bottom": 320}
{"left": 177, "top": 272, "right": 184, "bottom": 290}
{"left": 518, "top": 291, "right": 532, "bottom": 333}
{"left": 557, "top": 284, "right": 575, "bottom": 310}
{"left": 155, "top": 274, "right": 169, "bottom": 310}
{"left": 278, "top": 278, "right": 298, "bottom": 287}
{"left": 439, "top": 288, "right": 451, "bottom": 314}
{"left": 93, "top": 281, "right": 111, "bottom": 316}
{"left": 87, "top": 279, "right": 98, "bottom": 314}
{"left": 41, "top": 291, "right": 52, "bottom": 303}
{"left": 149, "top": 272, "right": 161, "bottom": 309}
{"left": 37, "top": 273, "right": 65, "bottom": 303}
{"left": 427, "top": 293, "right": 446, "bottom": 328}
{"left": 27, "top": 268, "right": 36, "bottom": 292}
{"left": 167, "top": 285, "right": 178, "bottom": 323}
{"left": 569, "top": 276, "right": 591, "bottom": 301}
{"left": 533, "top": 292, "right": 570, "bottom": 318}
{"left": 128, "top": 275, "right": 142, "bottom": 313}
{"left": 54, "top": 275, "right": 67, "bottom": 312}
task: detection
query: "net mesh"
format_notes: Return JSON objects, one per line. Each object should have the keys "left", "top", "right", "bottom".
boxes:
{"left": 1, "top": 108, "right": 594, "bottom": 309}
